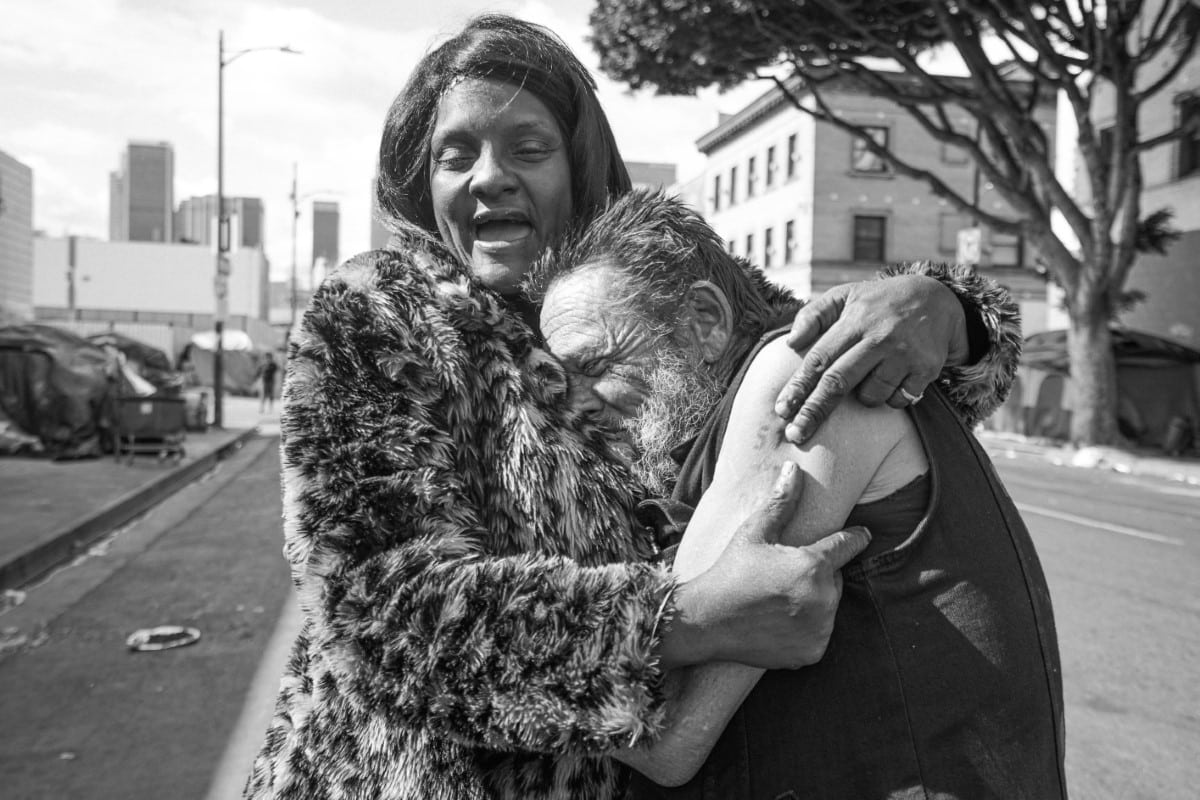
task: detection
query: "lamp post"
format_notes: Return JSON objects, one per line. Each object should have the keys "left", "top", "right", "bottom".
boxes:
{"left": 288, "top": 165, "right": 338, "bottom": 332}
{"left": 215, "top": 30, "right": 298, "bottom": 428}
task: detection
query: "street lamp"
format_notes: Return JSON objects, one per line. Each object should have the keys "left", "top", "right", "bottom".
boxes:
{"left": 288, "top": 163, "right": 338, "bottom": 332}
{"left": 214, "top": 30, "right": 299, "bottom": 428}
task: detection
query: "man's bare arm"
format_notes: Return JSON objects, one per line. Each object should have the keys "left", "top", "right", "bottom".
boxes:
{"left": 615, "top": 336, "right": 911, "bottom": 785}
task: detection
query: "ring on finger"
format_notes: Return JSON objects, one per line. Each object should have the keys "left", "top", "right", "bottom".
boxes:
{"left": 898, "top": 386, "right": 924, "bottom": 405}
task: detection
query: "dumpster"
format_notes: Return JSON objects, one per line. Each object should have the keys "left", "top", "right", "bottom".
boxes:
{"left": 113, "top": 395, "right": 186, "bottom": 464}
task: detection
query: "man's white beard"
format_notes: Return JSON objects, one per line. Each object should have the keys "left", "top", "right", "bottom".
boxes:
{"left": 624, "top": 344, "right": 726, "bottom": 496}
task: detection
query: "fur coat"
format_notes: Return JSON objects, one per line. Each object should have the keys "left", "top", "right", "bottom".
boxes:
{"left": 243, "top": 239, "right": 1020, "bottom": 800}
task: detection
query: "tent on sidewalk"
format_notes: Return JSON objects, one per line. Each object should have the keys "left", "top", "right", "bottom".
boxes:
{"left": 0, "top": 323, "right": 117, "bottom": 457}
{"left": 996, "top": 328, "right": 1200, "bottom": 448}
{"left": 178, "top": 329, "right": 262, "bottom": 396}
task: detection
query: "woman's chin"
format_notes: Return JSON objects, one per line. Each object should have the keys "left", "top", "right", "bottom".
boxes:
{"left": 469, "top": 246, "right": 536, "bottom": 292}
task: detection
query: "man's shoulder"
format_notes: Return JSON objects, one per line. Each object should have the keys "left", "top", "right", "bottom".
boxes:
{"left": 733, "top": 336, "right": 909, "bottom": 448}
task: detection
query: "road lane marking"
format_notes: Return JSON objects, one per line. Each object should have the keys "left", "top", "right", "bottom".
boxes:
{"left": 1016, "top": 503, "right": 1186, "bottom": 546}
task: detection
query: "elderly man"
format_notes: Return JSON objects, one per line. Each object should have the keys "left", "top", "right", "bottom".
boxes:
{"left": 529, "top": 191, "right": 1067, "bottom": 800}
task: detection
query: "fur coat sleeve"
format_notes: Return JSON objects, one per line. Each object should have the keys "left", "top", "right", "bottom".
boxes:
{"left": 278, "top": 244, "right": 676, "bottom": 756}
{"left": 881, "top": 261, "right": 1022, "bottom": 425}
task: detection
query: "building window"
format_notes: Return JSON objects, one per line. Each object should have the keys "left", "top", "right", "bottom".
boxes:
{"left": 766, "top": 146, "right": 776, "bottom": 188}
{"left": 787, "top": 134, "right": 798, "bottom": 179}
{"left": 1178, "top": 95, "right": 1200, "bottom": 178}
{"left": 764, "top": 227, "right": 774, "bottom": 268}
{"left": 851, "top": 126, "right": 890, "bottom": 173}
{"left": 713, "top": 174, "right": 722, "bottom": 212}
{"left": 745, "top": 232, "right": 754, "bottom": 262}
{"left": 729, "top": 165, "right": 738, "bottom": 205}
{"left": 747, "top": 156, "right": 757, "bottom": 198}
{"left": 852, "top": 215, "right": 887, "bottom": 262}
{"left": 728, "top": 238, "right": 736, "bottom": 255}
{"left": 939, "top": 212, "right": 971, "bottom": 253}
{"left": 785, "top": 220, "right": 796, "bottom": 264}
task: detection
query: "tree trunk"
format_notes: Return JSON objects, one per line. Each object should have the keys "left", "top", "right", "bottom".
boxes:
{"left": 1066, "top": 290, "right": 1119, "bottom": 447}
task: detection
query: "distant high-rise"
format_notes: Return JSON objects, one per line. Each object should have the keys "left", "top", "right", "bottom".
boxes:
{"left": 175, "top": 195, "right": 264, "bottom": 249}
{"left": 0, "top": 148, "right": 34, "bottom": 322}
{"left": 109, "top": 141, "right": 174, "bottom": 242}
{"left": 312, "top": 200, "right": 340, "bottom": 271}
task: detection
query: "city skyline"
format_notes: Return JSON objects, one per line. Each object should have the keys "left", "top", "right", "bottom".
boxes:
{"left": 1, "top": 0, "right": 765, "bottom": 281}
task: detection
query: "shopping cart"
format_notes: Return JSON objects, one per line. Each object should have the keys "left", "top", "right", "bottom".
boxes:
{"left": 113, "top": 395, "right": 187, "bottom": 464}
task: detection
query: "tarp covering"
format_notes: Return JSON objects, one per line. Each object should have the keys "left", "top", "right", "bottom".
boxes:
{"left": 87, "top": 331, "right": 183, "bottom": 393}
{"left": 992, "top": 328, "right": 1200, "bottom": 448}
{"left": 1022, "top": 328, "right": 1200, "bottom": 373}
{"left": 0, "top": 324, "right": 116, "bottom": 457}
{"left": 179, "top": 331, "right": 261, "bottom": 395}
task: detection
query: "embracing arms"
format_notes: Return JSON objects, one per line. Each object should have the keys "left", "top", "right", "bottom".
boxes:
{"left": 282, "top": 249, "right": 860, "bottom": 756}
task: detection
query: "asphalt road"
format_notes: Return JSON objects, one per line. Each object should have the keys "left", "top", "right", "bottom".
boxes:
{"left": 0, "top": 435, "right": 291, "bottom": 800}
{"left": 1, "top": 435, "right": 1197, "bottom": 799}
{"left": 989, "top": 447, "right": 1200, "bottom": 800}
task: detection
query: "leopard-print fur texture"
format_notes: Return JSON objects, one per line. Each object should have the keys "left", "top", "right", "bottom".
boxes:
{"left": 243, "top": 241, "right": 676, "bottom": 800}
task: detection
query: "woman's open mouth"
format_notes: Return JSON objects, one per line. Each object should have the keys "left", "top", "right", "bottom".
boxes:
{"left": 475, "top": 220, "right": 533, "bottom": 246}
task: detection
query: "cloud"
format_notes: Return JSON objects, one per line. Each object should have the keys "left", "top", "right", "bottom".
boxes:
{"left": 1, "top": 0, "right": 754, "bottom": 281}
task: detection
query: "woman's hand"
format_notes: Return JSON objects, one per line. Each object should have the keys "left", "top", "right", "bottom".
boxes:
{"left": 658, "top": 463, "right": 871, "bottom": 670}
{"left": 774, "top": 275, "right": 970, "bottom": 444}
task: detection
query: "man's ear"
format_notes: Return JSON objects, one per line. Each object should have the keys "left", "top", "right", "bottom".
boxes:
{"left": 682, "top": 280, "right": 734, "bottom": 364}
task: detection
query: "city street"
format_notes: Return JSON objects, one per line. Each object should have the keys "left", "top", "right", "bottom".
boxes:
{"left": 0, "top": 434, "right": 292, "bottom": 800}
{"left": 989, "top": 447, "right": 1200, "bottom": 800}
{"left": 0, "top": 436, "right": 1198, "bottom": 799}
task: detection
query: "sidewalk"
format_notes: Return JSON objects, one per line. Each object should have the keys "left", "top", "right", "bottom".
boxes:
{"left": 0, "top": 396, "right": 280, "bottom": 592}
{"left": 977, "top": 429, "right": 1200, "bottom": 485}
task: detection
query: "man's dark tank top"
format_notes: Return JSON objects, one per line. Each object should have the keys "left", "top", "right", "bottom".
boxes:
{"left": 628, "top": 328, "right": 1067, "bottom": 800}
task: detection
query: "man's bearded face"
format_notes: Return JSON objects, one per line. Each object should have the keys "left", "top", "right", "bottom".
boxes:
{"left": 622, "top": 340, "right": 724, "bottom": 495}
{"left": 539, "top": 262, "right": 726, "bottom": 494}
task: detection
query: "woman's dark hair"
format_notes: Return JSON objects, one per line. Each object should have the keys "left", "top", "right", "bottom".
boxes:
{"left": 376, "top": 14, "right": 631, "bottom": 242}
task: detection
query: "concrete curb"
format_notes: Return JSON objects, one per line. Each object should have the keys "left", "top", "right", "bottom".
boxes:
{"left": 0, "top": 428, "right": 260, "bottom": 592}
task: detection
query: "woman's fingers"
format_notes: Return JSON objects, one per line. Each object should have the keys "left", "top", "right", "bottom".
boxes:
{"left": 782, "top": 340, "right": 878, "bottom": 444}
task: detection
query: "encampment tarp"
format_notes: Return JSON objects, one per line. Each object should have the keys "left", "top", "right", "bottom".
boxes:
{"left": 179, "top": 330, "right": 262, "bottom": 395}
{"left": 87, "top": 331, "right": 183, "bottom": 392}
{"left": 990, "top": 328, "right": 1200, "bottom": 447}
{"left": 0, "top": 324, "right": 116, "bottom": 457}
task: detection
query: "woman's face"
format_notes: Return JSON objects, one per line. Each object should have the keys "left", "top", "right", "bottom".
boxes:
{"left": 429, "top": 77, "right": 574, "bottom": 294}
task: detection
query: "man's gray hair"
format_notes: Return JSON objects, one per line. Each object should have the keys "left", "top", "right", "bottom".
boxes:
{"left": 526, "top": 189, "right": 799, "bottom": 339}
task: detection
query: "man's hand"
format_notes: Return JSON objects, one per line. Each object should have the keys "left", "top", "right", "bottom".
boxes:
{"left": 664, "top": 462, "right": 871, "bottom": 670}
{"left": 773, "top": 275, "right": 969, "bottom": 444}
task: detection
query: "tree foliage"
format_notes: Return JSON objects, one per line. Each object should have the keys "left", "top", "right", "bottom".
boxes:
{"left": 590, "top": 0, "right": 1200, "bottom": 445}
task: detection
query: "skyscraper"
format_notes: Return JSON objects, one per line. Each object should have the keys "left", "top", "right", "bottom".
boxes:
{"left": 109, "top": 141, "right": 174, "bottom": 242}
{"left": 175, "top": 195, "right": 264, "bottom": 249}
{"left": 0, "top": 148, "right": 34, "bottom": 322}
{"left": 312, "top": 200, "right": 340, "bottom": 279}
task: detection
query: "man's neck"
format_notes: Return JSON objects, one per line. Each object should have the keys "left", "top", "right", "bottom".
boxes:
{"left": 710, "top": 331, "right": 760, "bottom": 388}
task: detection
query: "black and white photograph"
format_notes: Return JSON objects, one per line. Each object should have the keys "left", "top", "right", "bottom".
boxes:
{"left": 1, "top": 1, "right": 1198, "bottom": 798}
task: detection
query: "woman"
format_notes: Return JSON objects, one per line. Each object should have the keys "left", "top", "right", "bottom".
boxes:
{"left": 244, "top": 14, "right": 1019, "bottom": 800}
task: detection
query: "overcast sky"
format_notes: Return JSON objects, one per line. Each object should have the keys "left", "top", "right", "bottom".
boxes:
{"left": 2, "top": 0, "right": 766, "bottom": 282}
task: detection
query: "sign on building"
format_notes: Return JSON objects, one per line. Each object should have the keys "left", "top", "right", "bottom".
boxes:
{"left": 957, "top": 226, "right": 983, "bottom": 266}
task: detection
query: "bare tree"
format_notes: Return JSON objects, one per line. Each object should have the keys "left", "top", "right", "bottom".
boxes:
{"left": 591, "top": 0, "right": 1200, "bottom": 445}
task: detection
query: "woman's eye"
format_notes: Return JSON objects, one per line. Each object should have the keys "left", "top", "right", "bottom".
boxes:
{"left": 434, "top": 149, "right": 474, "bottom": 170}
{"left": 515, "top": 142, "right": 554, "bottom": 160}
